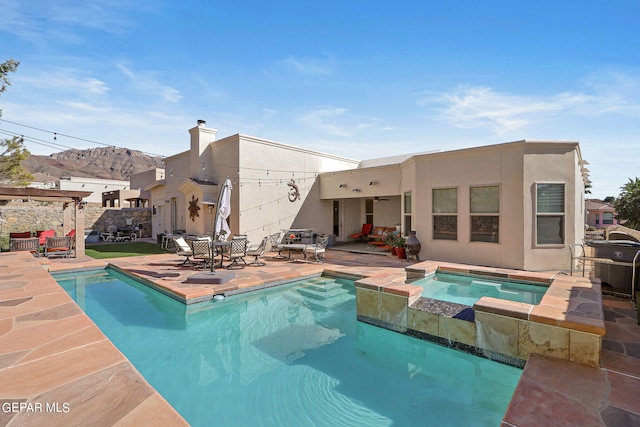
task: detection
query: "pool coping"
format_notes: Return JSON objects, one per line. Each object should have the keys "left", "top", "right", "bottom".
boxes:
{"left": 355, "top": 260, "right": 605, "bottom": 368}
{"left": 408, "top": 260, "right": 605, "bottom": 336}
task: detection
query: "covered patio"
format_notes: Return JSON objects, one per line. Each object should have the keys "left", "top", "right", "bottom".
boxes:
{"left": 0, "top": 187, "right": 92, "bottom": 257}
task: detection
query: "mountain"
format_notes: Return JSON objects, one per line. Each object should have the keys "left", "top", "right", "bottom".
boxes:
{"left": 23, "top": 147, "right": 165, "bottom": 182}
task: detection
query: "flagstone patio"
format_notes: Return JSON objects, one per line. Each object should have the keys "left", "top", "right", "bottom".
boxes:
{"left": 1, "top": 248, "right": 639, "bottom": 426}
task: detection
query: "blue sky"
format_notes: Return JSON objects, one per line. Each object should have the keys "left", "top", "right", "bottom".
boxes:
{"left": 0, "top": 0, "right": 638, "bottom": 199}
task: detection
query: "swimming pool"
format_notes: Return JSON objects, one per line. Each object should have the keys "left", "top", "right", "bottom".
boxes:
{"left": 413, "top": 272, "right": 548, "bottom": 306}
{"left": 55, "top": 268, "right": 521, "bottom": 426}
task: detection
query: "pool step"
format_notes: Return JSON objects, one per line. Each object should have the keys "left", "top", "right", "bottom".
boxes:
{"left": 296, "top": 286, "right": 351, "bottom": 301}
{"left": 295, "top": 294, "right": 353, "bottom": 311}
{"left": 284, "top": 288, "right": 353, "bottom": 310}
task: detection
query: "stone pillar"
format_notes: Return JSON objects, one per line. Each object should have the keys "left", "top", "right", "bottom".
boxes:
{"left": 74, "top": 200, "right": 85, "bottom": 257}
{"left": 62, "top": 202, "right": 73, "bottom": 235}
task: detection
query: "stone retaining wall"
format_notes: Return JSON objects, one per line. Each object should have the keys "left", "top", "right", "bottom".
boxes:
{"left": 0, "top": 201, "right": 152, "bottom": 241}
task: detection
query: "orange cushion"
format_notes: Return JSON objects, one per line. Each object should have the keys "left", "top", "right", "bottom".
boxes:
{"left": 46, "top": 247, "right": 69, "bottom": 252}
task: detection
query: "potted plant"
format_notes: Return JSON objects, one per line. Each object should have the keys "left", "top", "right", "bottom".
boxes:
{"left": 386, "top": 234, "right": 399, "bottom": 255}
{"left": 395, "top": 237, "right": 406, "bottom": 259}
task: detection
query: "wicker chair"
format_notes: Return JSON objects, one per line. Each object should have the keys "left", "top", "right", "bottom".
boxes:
{"left": 226, "top": 236, "right": 248, "bottom": 269}
{"left": 44, "top": 236, "right": 72, "bottom": 258}
{"left": 9, "top": 237, "right": 40, "bottom": 257}
{"left": 190, "top": 240, "right": 213, "bottom": 269}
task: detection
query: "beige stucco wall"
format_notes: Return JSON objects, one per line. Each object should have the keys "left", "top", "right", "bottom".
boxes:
{"left": 234, "top": 135, "right": 359, "bottom": 243}
{"left": 409, "top": 143, "right": 526, "bottom": 269}
{"left": 522, "top": 143, "right": 584, "bottom": 270}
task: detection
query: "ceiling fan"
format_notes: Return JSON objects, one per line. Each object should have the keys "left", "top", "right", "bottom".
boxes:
{"left": 373, "top": 196, "right": 390, "bottom": 202}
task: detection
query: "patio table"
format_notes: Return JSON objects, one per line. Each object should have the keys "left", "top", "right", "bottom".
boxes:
{"left": 212, "top": 241, "right": 232, "bottom": 268}
{"left": 280, "top": 243, "right": 308, "bottom": 260}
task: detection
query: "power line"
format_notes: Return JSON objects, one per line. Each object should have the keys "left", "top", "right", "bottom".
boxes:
{"left": 0, "top": 118, "right": 166, "bottom": 158}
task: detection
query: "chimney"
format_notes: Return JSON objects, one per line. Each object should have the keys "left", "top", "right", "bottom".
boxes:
{"left": 189, "top": 120, "right": 217, "bottom": 179}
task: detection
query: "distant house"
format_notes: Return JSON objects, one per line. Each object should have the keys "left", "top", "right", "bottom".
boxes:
{"left": 57, "top": 176, "right": 131, "bottom": 205}
{"left": 145, "top": 120, "right": 590, "bottom": 271}
{"left": 585, "top": 199, "right": 619, "bottom": 229}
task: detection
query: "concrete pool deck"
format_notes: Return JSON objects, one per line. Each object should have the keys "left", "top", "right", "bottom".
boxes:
{"left": 1, "top": 249, "right": 639, "bottom": 426}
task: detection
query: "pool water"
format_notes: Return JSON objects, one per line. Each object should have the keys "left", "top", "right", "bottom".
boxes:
{"left": 55, "top": 268, "right": 521, "bottom": 427}
{"left": 415, "top": 272, "right": 548, "bottom": 306}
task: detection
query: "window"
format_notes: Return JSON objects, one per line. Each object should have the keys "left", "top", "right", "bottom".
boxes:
{"left": 470, "top": 186, "right": 499, "bottom": 243}
{"left": 536, "top": 183, "right": 564, "bottom": 245}
{"left": 365, "top": 199, "right": 374, "bottom": 225}
{"left": 404, "top": 192, "right": 412, "bottom": 235}
{"left": 433, "top": 188, "right": 457, "bottom": 240}
{"left": 603, "top": 212, "right": 614, "bottom": 225}
{"left": 152, "top": 205, "right": 157, "bottom": 216}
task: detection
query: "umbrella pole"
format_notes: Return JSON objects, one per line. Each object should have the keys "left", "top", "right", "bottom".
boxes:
{"left": 211, "top": 177, "right": 230, "bottom": 272}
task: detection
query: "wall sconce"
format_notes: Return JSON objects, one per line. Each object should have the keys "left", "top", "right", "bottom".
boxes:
{"left": 369, "top": 181, "right": 377, "bottom": 186}
{"left": 352, "top": 188, "right": 362, "bottom": 193}
{"left": 339, "top": 184, "right": 346, "bottom": 188}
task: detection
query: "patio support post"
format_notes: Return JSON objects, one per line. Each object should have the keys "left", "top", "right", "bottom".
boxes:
{"left": 62, "top": 202, "right": 73, "bottom": 236}
{"left": 74, "top": 199, "right": 85, "bottom": 258}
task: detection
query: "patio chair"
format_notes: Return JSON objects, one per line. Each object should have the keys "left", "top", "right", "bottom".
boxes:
{"left": 246, "top": 236, "right": 269, "bottom": 266}
{"left": 226, "top": 236, "right": 248, "bottom": 269}
{"left": 348, "top": 224, "right": 373, "bottom": 242}
{"left": 190, "top": 239, "right": 213, "bottom": 269}
{"left": 9, "top": 237, "right": 40, "bottom": 257}
{"left": 37, "top": 229, "right": 56, "bottom": 246}
{"left": 173, "top": 236, "right": 194, "bottom": 265}
{"left": 304, "top": 234, "right": 329, "bottom": 263}
{"left": 44, "top": 236, "right": 72, "bottom": 258}
{"left": 268, "top": 232, "right": 286, "bottom": 259}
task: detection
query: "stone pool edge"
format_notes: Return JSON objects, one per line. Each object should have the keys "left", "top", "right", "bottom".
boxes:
{"left": 0, "top": 251, "right": 188, "bottom": 426}
{"left": 355, "top": 260, "right": 605, "bottom": 368}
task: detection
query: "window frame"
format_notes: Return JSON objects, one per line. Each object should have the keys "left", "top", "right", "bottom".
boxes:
{"left": 432, "top": 187, "right": 458, "bottom": 241}
{"left": 404, "top": 191, "right": 412, "bottom": 236}
{"left": 469, "top": 185, "right": 500, "bottom": 243}
{"left": 535, "top": 182, "right": 565, "bottom": 247}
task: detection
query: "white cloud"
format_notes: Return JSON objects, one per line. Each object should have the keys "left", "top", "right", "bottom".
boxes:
{"left": 277, "top": 55, "right": 336, "bottom": 76}
{"left": 419, "top": 71, "right": 640, "bottom": 135}
{"left": 117, "top": 64, "right": 183, "bottom": 103}
{"left": 15, "top": 70, "right": 109, "bottom": 96}
{"left": 0, "top": 0, "right": 147, "bottom": 42}
{"left": 418, "top": 85, "right": 593, "bottom": 135}
{"left": 298, "top": 107, "right": 392, "bottom": 137}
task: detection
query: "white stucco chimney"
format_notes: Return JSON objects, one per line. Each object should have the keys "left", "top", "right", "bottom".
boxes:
{"left": 189, "top": 120, "right": 217, "bottom": 178}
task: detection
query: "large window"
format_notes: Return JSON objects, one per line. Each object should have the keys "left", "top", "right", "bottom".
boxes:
{"left": 404, "top": 192, "right": 412, "bottom": 235}
{"left": 470, "top": 186, "right": 499, "bottom": 243}
{"left": 433, "top": 188, "right": 457, "bottom": 240}
{"left": 536, "top": 183, "right": 565, "bottom": 245}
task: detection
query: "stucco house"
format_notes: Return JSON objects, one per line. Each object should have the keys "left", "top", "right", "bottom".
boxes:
{"left": 146, "top": 120, "right": 359, "bottom": 243}
{"left": 147, "top": 120, "right": 590, "bottom": 271}
{"left": 585, "top": 199, "right": 619, "bottom": 230}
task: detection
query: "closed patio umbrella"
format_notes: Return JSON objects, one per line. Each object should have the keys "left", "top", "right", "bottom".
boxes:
{"left": 215, "top": 178, "right": 232, "bottom": 241}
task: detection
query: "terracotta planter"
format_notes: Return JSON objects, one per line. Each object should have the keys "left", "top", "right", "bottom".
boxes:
{"left": 390, "top": 247, "right": 397, "bottom": 256}
{"left": 396, "top": 247, "right": 406, "bottom": 259}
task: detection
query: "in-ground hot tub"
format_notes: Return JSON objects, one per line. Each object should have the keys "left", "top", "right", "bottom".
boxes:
{"left": 355, "top": 260, "right": 605, "bottom": 368}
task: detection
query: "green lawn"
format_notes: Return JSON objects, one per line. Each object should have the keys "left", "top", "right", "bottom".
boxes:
{"left": 85, "top": 242, "right": 167, "bottom": 259}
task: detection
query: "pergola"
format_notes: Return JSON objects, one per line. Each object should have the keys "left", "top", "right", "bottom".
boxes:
{"left": 0, "top": 187, "right": 92, "bottom": 257}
